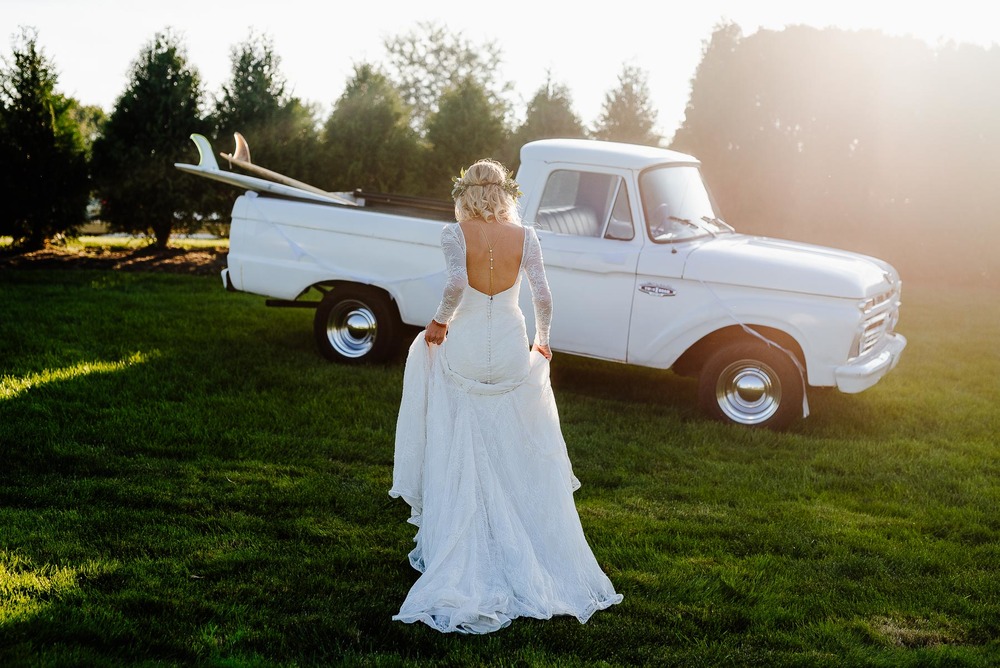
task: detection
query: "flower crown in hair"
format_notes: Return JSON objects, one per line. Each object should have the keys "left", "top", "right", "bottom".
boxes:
{"left": 451, "top": 167, "right": 523, "bottom": 201}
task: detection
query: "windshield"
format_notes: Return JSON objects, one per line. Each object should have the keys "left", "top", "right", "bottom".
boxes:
{"left": 639, "top": 165, "right": 732, "bottom": 242}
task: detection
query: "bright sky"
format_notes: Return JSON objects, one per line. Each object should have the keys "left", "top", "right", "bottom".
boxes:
{"left": 2, "top": 0, "right": 994, "bottom": 140}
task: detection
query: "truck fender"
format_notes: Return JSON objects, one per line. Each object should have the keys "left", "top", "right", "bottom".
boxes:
{"left": 662, "top": 317, "right": 809, "bottom": 381}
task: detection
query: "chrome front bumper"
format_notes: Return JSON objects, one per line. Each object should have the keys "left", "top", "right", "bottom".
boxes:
{"left": 834, "top": 332, "right": 907, "bottom": 394}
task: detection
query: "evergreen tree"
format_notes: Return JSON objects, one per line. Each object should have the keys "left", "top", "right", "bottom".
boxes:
{"left": 320, "top": 63, "right": 421, "bottom": 193}
{"left": 215, "top": 30, "right": 287, "bottom": 130}
{"left": 91, "top": 29, "right": 207, "bottom": 248}
{"left": 210, "top": 31, "right": 320, "bottom": 218}
{"left": 593, "top": 63, "right": 660, "bottom": 146}
{"left": 0, "top": 27, "right": 89, "bottom": 249}
{"left": 424, "top": 77, "right": 506, "bottom": 199}
{"left": 507, "top": 75, "right": 586, "bottom": 168}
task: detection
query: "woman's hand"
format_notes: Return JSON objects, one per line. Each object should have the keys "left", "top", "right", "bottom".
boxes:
{"left": 425, "top": 319, "right": 448, "bottom": 346}
{"left": 532, "top": 343, "right": 552, "bottom": 360}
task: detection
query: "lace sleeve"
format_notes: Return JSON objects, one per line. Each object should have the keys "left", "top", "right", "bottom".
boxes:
{"left": 432, "top": 224, "right": 468, "bottom": 324}
{"left": 523, "top": 227, "right": 553, "bottom": 346}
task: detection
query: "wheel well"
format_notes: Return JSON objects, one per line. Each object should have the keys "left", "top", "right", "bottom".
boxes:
{"left": 310, "top": 281, "right": 401, "bottom": 318}
{"left": 672, "top": 325, "right": 805, "bottom": 378}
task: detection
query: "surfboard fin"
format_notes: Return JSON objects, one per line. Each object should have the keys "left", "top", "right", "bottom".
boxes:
{"left": 189, "top": 134, "right": 220, "bottom": 171}
{"left": 231, "top": 132, "right": 251, "bottom": 163}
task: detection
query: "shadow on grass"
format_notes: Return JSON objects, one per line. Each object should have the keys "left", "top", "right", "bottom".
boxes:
{"left": 4, "top": 271, "right": 998, "bottom": 666}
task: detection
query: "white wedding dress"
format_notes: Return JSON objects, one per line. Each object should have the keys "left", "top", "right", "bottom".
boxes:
{"left": 390, "top": 222, "right": 623, "bottom": 634}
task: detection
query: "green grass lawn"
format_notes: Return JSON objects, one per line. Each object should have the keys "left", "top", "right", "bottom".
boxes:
{"left": 0, "top": 269, "right": 997, "bottom": 667}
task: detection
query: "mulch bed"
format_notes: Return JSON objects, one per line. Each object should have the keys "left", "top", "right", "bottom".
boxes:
{"left": 0, "top": 245, "right": 228, "bottom": 276}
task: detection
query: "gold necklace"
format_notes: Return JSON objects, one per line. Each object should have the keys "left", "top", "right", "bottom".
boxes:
{"left": 476, "top": 221, "right": 504, "bottom": 296}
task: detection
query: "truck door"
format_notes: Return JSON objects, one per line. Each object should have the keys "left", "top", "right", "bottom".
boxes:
{"left": 626, "top": 164, "right": 723, "bottom": 368}
{"left": 525, "top": 168, "right": 640, "bottom": 362}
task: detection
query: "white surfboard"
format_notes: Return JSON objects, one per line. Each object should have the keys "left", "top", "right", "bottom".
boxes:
{"left": 174, "top": 134, "right": 359, "bottom": 207}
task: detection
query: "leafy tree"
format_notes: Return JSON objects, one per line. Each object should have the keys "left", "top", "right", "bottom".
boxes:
{"left": 507, "top": 74, "right": 586, "bottom": 168}
{"left": 319, "top": 63, "right": 421, "bottom": 193}
{"left": 672, "top": 22, "right": 1000, "bottom": 284}
{"left": 383, "top": 21, "right": 512, "bottom": 135}
{"left": 670, "top": 22, "right": 756, "bottom": 224}
{"left": 670, "top": 21, "right": 744, "bottom": 159}
{"left": 0, "top": 27, "right": 89, "bottom": 249}
{"left": 423, "top": 77, "right": 507, "bottom": 199}
{"left": 91, "top": 29, "right": 207, "bottom": 248}
{"left": 210, "top": 31, "right": 320, "bottom": 217}
{"left": 674, "top": 23, "right": 926, "bottom": 238}
{"left": 592, "top": 63, "right": 660, "bottom": 146}
{"left": 68, "top": 103, "right": 105, "bottom": 158}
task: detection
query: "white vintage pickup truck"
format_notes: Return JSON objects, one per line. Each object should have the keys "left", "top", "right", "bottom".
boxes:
{"left": 176, "top": 134, "right": 906, "bottom": 429}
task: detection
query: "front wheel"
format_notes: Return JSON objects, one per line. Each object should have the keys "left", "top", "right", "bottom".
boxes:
{"left": 697, "top": 341, "right": 804, "bottom": 429}
{"left": 313, "top": 285, "right": 400, "bottom": 363}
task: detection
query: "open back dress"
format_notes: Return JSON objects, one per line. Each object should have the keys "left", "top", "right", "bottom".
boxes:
{"left": 389, "top": 222, "right": 623, "bottom": 634}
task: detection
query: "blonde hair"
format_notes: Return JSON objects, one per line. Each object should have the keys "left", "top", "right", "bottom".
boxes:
{"left": 452, "top": 159, "right": 522, "bottom": 225}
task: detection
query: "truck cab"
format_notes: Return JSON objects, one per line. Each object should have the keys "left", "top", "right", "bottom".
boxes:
{"left": 516, "top": 139, "right": 906, "bottom": 428}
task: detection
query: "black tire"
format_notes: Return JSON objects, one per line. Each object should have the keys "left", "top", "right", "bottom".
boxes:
{"left": 313, "top": 285, "right": 400, "bottom": 363}
{"left": 697, "top": 340, "right": 804, "bottom": 429}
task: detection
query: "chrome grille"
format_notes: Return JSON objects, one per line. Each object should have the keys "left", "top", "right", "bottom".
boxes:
{"left": 852, "top": 284, "right": 901, "bottom": 359}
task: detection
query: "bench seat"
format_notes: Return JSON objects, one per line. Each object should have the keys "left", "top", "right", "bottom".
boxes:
{"left": 534, "top": 206, "right": 600, "bottom": 236}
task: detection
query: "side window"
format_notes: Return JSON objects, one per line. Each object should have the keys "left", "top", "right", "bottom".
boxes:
{"left": 605, "top": 182, "right": 634, "bottom": 241}
{"left": 535, "top": 170, "right": 619, "bottom": 237}
{"left": 538, "top": 170, "right": 579, "bottom": 209}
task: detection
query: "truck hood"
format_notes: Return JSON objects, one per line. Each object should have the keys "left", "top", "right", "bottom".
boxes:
{"left": 682, "top": 234, "right": 898, "bottom": 299}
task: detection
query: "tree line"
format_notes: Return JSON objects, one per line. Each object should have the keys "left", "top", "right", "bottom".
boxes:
{"left": 2, "top": 21, "right": 998, "bottom": 284}
{"left": 0, "top": 23, "right": 658, "bottom": 250}
{"left": 672, "top": 22, "right": 1000, "bottom": 285}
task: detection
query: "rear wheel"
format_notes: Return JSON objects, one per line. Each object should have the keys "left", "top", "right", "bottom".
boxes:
{"left": 313, "top": 285, "right": 399, "bottom": 363}
{"left": 697, "top": 341, "right": 804, "bottom": 429}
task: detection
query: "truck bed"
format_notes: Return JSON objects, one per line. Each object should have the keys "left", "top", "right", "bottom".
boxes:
{"left": 351, "top": 190, "right": 454, "bottom": 222}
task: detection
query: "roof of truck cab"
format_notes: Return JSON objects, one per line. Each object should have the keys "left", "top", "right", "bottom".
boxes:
{"left": 520, "top": 138, "right": 699, "bottom": 170}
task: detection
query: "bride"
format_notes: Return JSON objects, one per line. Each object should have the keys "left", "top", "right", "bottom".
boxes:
{"left": 389, "top": 158, "right": 623, "bottom": 634}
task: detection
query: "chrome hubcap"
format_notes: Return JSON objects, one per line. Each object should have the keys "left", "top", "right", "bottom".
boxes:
{"left": 715, "top": 359, "right": 781, "bottom": 425}
{"left": 326, "top": 300, "right": 377, "bottom": 358}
